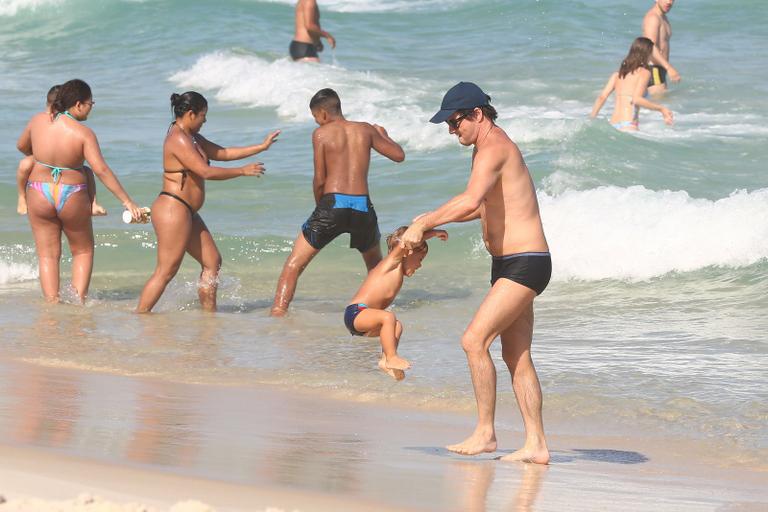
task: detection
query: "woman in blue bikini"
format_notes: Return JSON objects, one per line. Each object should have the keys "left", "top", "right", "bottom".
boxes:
{"left": 16, "top": 78, "right": 142, "bottom": 303}
{"left": 590, "top": 37, "right": 674, "bottom": 131}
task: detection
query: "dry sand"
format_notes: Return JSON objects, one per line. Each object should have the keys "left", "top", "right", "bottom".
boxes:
{"left": 0, "top": 443, "right": 404, "bottom": 512}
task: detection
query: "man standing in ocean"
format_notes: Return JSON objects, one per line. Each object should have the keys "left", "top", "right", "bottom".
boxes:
{"left": 290, "top": 0, "right": 335, "bottom": 62}
{"left": 401, "top": 83, "right": 551, "bottom": 464}
{"left": 643, "top": 0, "right": 681, "bottom": 95}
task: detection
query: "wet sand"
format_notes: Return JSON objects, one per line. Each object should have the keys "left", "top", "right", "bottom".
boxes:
{"left": 0, "top": 358, "right": 765, "bottom": 511}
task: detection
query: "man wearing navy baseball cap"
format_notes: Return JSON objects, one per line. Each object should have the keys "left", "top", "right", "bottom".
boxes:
{"left": 402, "top": 83, "right": 552, "bottom": 464}
{"left": 428, "top": 81, "right": 492, "bottom": 124}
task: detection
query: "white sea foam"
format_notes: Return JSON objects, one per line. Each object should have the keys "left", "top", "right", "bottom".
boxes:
{"left": 0, "top": 0, "right": 62, "bottom": 16}
{"left": 0, "top": 260, "right": 38, "bottom": 284}
{"left": 170, "top": 51, "right": 587, "bottom": 151}
{"left": 171, "top": 51, "right": 450, "bottom": 151}
{"left": 255, "top": 0, "right": 471, "bottom": 13}
{"left": 605, "top": 109, "right": 768, "bottom": 142}
{"left": 541, "top": 186, "right": 768, "bottom": 281}
{"left": 540, "top": 170, "right": 596, "bottom": 195}
{"left": 498, "top": 109, "right": 585, "bottom": 145}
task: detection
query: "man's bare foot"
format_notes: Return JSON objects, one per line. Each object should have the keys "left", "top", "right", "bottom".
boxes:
{"left": 91, "top": 202, "right": 107, "bottom": 216}
{"left": 378, "top": 357, "right": 405, "bottom": 381}
{"left": 385, "top": 354, "right": 411, "bottom": 371}
{"left": 270, "top": 306, "right": 287, "bottom": 317}
{"left": 447, "top": 431, "right": 497, "bottom": 456}
{"left": 17, "top": 197, "right": 27, "bottom": 215}
{"left": 498, "top": 446, "right": 550, "bottom": 465}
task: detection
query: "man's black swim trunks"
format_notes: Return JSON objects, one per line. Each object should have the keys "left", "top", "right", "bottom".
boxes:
{"left": 302, "top": 193, "right": 380, "bottom": 252}
{"left": 647, "top": 64, "right": 667, "bottom": 87}
{"left": 490, "top": 252, "right": 552, "bottom": 296}
{"left": 289, "top": 40, "right": 319, "bottom": 60}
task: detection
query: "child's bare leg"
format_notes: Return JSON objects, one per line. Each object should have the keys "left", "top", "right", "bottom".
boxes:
{"left": 379, "top": 320, "right": 408, "bottom": 372}
{"left": 16, "top": 156, "right": 34, "bottom": 215}
{"left": 84, "top": 166, "right": 107, "bottom": 216}
{"left": 393, "top": 320, "right": 403, "bottom": 349}
{"left": 381, "top": 314, "right": 410, "bottom": 370}
{"left": 380, "top": 320, "right": 405, "bottom": 379}
{"left": 361, "top": 310, "right": 410, "bottom": 370}
{"left": 354, "top": 309, "right": 410, "bottom": 378}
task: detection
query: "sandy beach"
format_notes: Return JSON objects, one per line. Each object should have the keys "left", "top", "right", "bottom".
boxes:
{"left": 0, "top": 358, "right": 764, "bottom": 512}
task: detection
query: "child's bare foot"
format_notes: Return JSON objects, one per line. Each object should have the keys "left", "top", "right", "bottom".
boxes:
{"left": 378, "top": 356, "right": 405, "bottom": 381}
{"left": 385, "top": 354, "right": 411, "bottom": 371}
{"left": 17, "top": 196, "right": 27, "bottom": 215}
{"left": 91, "top": 202, "right": 107, "bottom": 216}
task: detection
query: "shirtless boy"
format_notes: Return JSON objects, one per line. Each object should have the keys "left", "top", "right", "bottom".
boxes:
{"left": 290, "top": 0, "right": 335, "bottom": 62}
{"left": 401, "top": 82, "right": 552, "bottom": 464}
{"left": 345, "top": 226, "right": 447, "bottom": 380}
{"left": 642, "top": 0, "right": 680, "bottom": 94}
{"left": 271, "top": 88, "right": 405, "bottom": 316}
{"left": 17, "top": 85, "right": 106, "bottom": 216}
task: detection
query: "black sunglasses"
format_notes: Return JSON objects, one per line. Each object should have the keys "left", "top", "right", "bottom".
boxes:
{"left": 446, "top": 112, "right": 470, "bottom": 130}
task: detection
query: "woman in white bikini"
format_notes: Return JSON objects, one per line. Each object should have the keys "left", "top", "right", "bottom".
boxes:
{"left": 591, "top": 37, "right": 674, "bottom": 131}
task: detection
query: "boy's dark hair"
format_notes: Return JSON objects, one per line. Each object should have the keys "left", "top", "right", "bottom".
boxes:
{"left": 310, "top": 88, "right": 342, "bottom": 114}
{"left": 386, "top": 226, "right": 427, "bottom": 254}
{"left": 46, "top": 84, "right": 61, "bottom": 106}
{"left": 457, "top": 104, "right": 498, "bottom": 123}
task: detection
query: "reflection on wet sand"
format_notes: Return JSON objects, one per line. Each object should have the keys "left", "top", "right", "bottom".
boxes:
{"left": 124, "top": 315, "right": 226, "bottom": 466}
{"left": 511, "top": 463, "right": 547, "bottom": 512}
{"left": 124, "top": 381, "right": 201, "bottom": 467}
{"left": 9, "top": 363, "right": 80, "bottom": 448}
{"left": 7, "top": 307, "right": 93, "bottom": 448}
{"left": 264, "top": 432, "right": 367, "bottom": 493}
{"left": 449, "top": 460, "right": 547, "bottom": 512}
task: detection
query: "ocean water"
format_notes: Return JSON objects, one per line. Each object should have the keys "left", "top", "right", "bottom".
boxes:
{"left": 0, "top": 0, "right": 766, "bottom": 465}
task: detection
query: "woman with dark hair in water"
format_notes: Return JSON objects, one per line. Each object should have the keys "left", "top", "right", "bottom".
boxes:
{"left": 16, "top": 78, "right": 142, "bottom": 303}
{"left": 591, "top": 37, "right": 674, "bottom": 131}
{"left": 136, "top": 91, "right": 280, "bottom": 313}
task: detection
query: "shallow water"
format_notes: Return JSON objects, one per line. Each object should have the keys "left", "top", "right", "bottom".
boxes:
{"left": 0, "top": 0, "right": 766, "bottom": 465}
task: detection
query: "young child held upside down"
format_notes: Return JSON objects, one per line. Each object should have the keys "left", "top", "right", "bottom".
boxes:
{"left": 344, "top": 226, "right": 448, "bottom": 380}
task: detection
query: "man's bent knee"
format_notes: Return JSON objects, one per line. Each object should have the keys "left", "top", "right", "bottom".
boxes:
{"left": 507, "top": 353, "right": 535, "bottom": 377}
{"left": 461, "top": 331, "right": 490, "bottom": 357}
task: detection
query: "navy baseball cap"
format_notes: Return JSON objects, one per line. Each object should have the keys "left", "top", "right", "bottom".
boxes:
{"left": 429, "top": 82, "right": 491, "bottom": 124}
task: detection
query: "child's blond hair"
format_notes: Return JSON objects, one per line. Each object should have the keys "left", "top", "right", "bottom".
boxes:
{"left": 386, "top": 226, "right": 427, "bottom": 254}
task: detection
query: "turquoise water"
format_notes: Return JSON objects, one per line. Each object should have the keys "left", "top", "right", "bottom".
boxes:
{"left": 1, "top": 0, "right": 766, "bottom": 464}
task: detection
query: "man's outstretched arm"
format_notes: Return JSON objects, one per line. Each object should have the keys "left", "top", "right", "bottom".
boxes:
{"left": 401, "top": 151, "right": 500, "bottom": 247}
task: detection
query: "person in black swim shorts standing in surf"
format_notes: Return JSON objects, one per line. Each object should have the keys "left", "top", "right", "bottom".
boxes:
{"left": 400, "top": 82, "right": 552, "bottom": 464}
{"left": 290, "top": 0, "right": 335, "bottom": 62}
{"left": 270, "top": 88, "right": 404, "bottom": 316}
